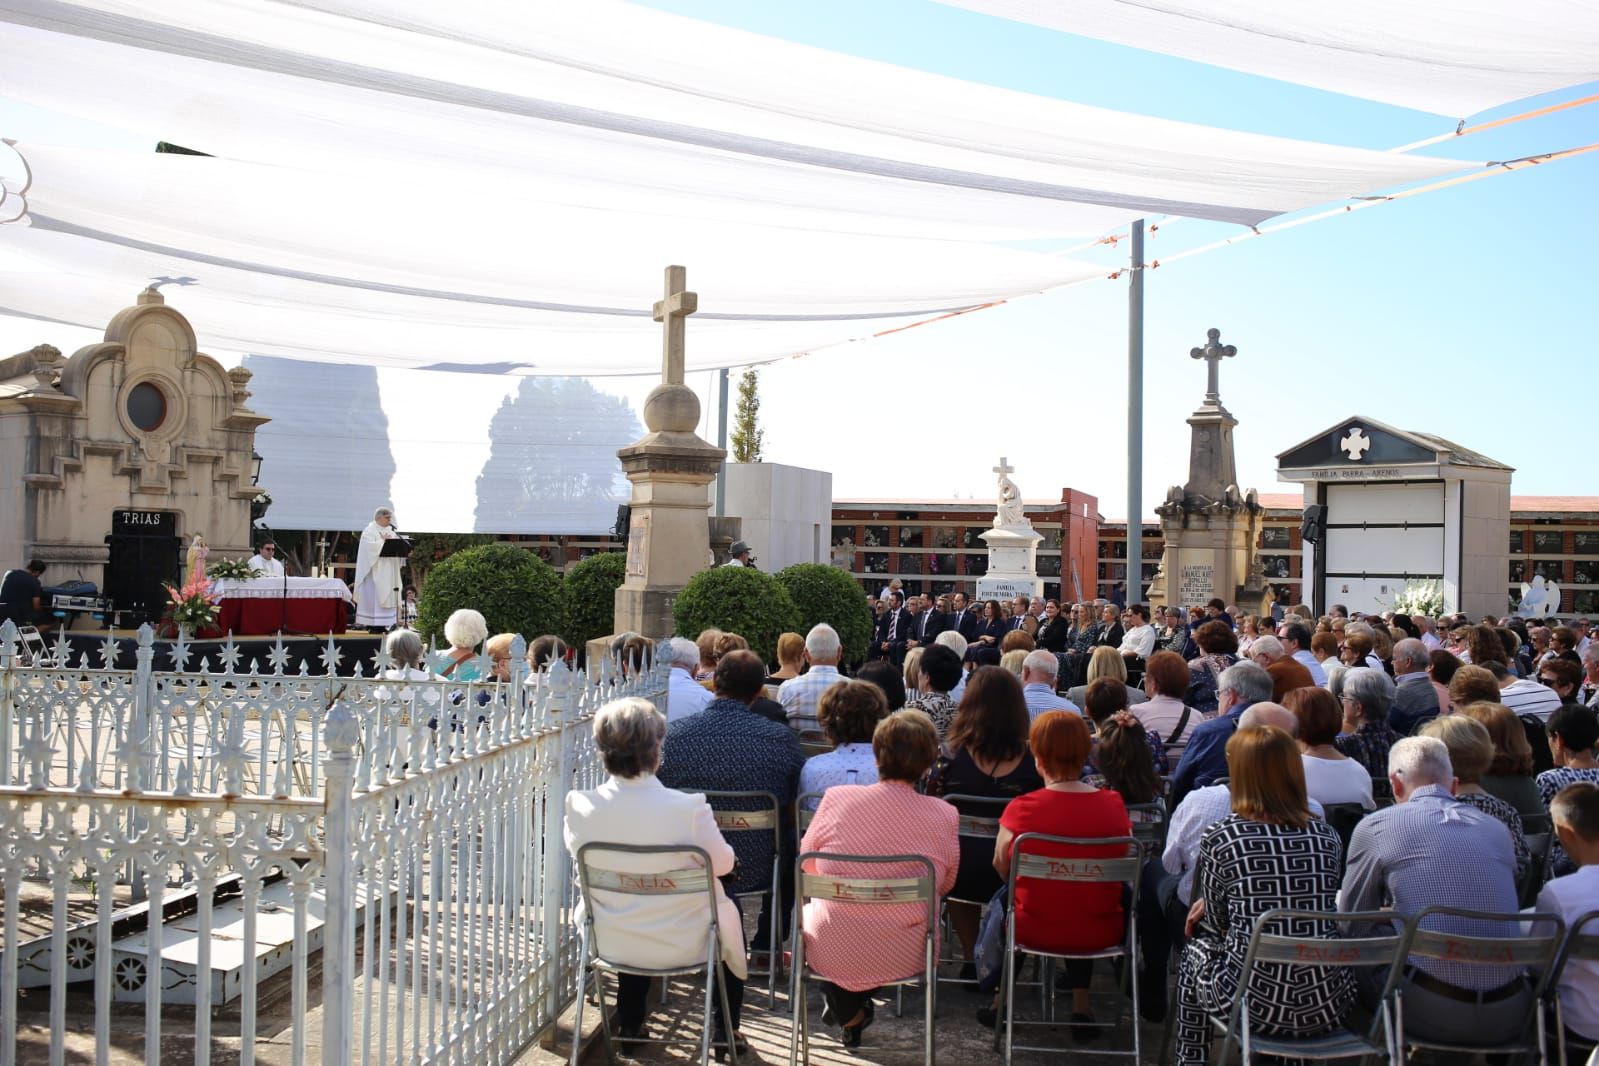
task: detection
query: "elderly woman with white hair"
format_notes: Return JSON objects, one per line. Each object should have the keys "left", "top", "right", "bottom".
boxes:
{"left": 564, "top": 697, "right": 747, "bottom": 1054}
{"left": 430, "top": 608, "right": 489, "bottom": 682}
{"left": 1333, "top": 667, "right": 1401, "bottom": 778}
{"left": 354, "top": 506, "right": 403, "bottom": 629}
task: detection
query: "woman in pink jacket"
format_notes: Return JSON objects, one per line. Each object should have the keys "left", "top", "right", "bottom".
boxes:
{"left": 799, "top": 708, "right": 958, "bottom": 1047}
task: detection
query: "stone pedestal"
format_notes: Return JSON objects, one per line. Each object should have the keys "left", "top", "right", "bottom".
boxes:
{"left": 1146, "top": 328, "right": 1265, "bottom": 611}
{"left": 976, "top": 525, "right": 1045, "bottom": 602}
{"left": 612, "top": 399, "right": 726, "bottom": 639}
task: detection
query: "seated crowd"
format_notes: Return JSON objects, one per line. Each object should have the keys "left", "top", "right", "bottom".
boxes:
{"left": 556, "top": 593, "right": 1599, "bottom": 1059}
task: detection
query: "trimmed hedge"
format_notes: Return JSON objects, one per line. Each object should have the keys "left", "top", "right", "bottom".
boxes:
{"left": 672, "top": 566, "right": 799, "bottom": 665}
{"left": 415, "top": 543, "right": 562, "bottom": 645}
{"left": 561, "top": 551, "right": 628, "bottom": 651}
{"left": 775, "top": 563, "right": 873, "bottom": 665}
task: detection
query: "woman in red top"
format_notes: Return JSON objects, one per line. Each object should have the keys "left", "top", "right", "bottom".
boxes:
{"left": 983, "top": 711, "right": 1131, "bottom": 1038}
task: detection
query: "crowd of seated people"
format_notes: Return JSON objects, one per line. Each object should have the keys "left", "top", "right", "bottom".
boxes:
{"left": 553, "top": 595, "right": 1599, "bottom": 1058}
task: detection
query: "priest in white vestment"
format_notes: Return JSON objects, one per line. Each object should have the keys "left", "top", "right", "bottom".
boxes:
{"left": 354, "top": 508, "right": 402, "bottom": 628}
{"left": 248, "top": 541, "right": 286, "bottom": 579}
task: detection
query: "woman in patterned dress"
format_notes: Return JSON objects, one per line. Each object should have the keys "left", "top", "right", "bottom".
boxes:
{"left": 1420, "top": 715, "right": 1529, "bottom": 878}
{"left": 1173, "top": 724, "right": 1355, "bottom": 1065}
{"left": 1185, "top": 620, "right": 1240, "bottom": 716}
{"left": 799, "top": 710, "right": 958, "bottom": 1047}
{"left": 1537, "top": 704, "right": 1599, "bottom": 875}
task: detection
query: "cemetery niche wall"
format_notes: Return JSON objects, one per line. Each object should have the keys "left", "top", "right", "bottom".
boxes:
{"left": 0, "top": 288, "right": 267, "bottom": 622}
{"left": 1277, "top": 416, "right": 1511, "bottom": 618}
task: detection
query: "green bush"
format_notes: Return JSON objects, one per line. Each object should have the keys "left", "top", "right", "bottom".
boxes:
{"left": 775, "top": 563, "right": 873, "bottom": 664}
{"left": 415, "top": 543, "right": 562, "bottom": 646}
{"left": 672, "top": 566, "right": 799, "bottom": 665}
{"left": 562, "top": 551, "right": 628, "bottom": 651}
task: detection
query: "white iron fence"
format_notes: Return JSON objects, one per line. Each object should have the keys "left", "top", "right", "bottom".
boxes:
{"left": 0, "top": 621, "right": 666, "bottom": 1066}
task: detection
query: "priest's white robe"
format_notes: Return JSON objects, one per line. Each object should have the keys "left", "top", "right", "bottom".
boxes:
{"left": 354, "top": 520, "right": 400, "bottom": 627}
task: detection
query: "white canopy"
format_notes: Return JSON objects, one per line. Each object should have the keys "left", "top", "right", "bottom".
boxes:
{"left": 937, "top": 0, "right": 1599, "bottom": 118}
{"left": 0, "top": 0, "right": 1477, "bottom": 373}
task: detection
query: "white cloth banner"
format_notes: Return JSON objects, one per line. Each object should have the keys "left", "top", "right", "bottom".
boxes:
{"left": 937, "top": 0, "right": 1599, "bottom": 118}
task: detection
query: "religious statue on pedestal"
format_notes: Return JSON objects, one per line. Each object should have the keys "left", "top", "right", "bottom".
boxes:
{"left": 993, "top": 457, "right": 1027, "bottom": 529}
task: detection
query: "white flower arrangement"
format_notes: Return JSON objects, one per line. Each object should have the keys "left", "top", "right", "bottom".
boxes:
{"left": 1383, "top": 578, "right": 1445, "bottom": 617}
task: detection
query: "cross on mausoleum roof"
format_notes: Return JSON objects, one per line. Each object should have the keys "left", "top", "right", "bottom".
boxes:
{"left": 652, "top": 264, "right": 697, "bottom": 387}
{"left": 1189, "top": 326, "right": 1236, "bottom": 404}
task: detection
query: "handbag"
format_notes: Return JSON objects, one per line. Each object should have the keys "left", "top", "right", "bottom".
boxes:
{"left": 974, "top": 883, "right": 1010, "bottom": 993}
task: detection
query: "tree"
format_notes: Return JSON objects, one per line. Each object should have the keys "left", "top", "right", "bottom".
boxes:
{"left": 672, "top": 566, "right": 799, "bottom": 665}
{"left": 473, "top": 377, "right": 642, "bottom": 533}
{"left": 415, "top": 544, "right": 562, "bottom": 645}
{"left": 561, "top": 551, "right": 628, "bottom": 651}
{"left": 775, "top": 563, "right": 873, "bottom": 665}
{"left": 730, "top": 369, "right": 764, "bottom": 463}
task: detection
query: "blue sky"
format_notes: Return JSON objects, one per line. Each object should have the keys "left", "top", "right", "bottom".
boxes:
{"left": 632, "top": 0, "right": 1599, "bottom": 514}
{"left": 1, "top": 2, "right": 1594, "bottom": 521}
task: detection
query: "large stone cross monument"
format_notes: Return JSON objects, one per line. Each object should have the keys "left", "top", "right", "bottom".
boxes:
{"left": 976, "top": 457, "right": 1044, "bottom": 603}
{"left": 612, "top": 266, "right": 726, "bottom": 639}
{"left": 1145, "top": 328, "right": 1267, "bottom": 611}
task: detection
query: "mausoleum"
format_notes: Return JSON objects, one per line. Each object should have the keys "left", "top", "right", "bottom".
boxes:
{"left": 0, "top": 288, "right": 267, "bottom": 621}
{"left": 1277, "top": 415, "right": 1512, "bottom": 617}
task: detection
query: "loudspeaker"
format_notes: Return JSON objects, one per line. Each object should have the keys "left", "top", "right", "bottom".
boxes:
{"left": 1300, "top": 504, "right": 1328, "bottom": 545}
{"left": 613, "top": 504, "right": 631, "bottom": 539}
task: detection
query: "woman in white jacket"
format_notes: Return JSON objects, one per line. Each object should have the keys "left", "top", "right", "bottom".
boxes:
{"left": 564, "top": 697, "right": 747, "bottom": 1054}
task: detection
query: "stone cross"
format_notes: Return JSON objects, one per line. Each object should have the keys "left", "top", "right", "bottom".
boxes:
{"left": 993, "top": 456, "right": 1014, "bottom": 479}
{"left": 652, "top": 265, "right": 698, "bottom": 386}
{"left": 1189, "top": 327, "right": 1237, "bottom": 404}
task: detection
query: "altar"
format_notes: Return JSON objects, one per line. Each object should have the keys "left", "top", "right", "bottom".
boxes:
{"left": 213, "top": 576, "right": 353, "bottom": 635}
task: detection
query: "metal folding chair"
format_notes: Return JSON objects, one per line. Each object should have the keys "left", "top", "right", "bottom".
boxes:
{"left": 1125, "top": 798, "right": 1167, "bottom": 856}
{"left": 938, "top": 793, "right": 1010, "bottom": 986}
{"left": 796, "top": 790, "right": 824, "bottom": 834}
{"left": 1319, "top": 802, "right": 1367, "bottom": 864}
{"left": 1209, "top": 908, "right": 1408, "bottom": 1063}
{"left": 1551, "top": 910, "right": 1599, "bottom": 1066}
{"left": 788, "top": 851, "right": 938, "bottom": 1066}
{"left": 1395, "top": 904, "right": 1566, "bottom": 1061}
{"left": 1523, "top": 830, "right": 1555, "bottom": 907}
{"left": 697, "top": 789, "right": 784, "bottom": 1006}
{"left": 995, "top": 833, "right": 1143, "bottom": 1063}
{"left": 570, "top": 842, "right": 739, "bottom": 1066}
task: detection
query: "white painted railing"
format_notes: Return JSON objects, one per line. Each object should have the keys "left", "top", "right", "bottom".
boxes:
{"left": 0, "top": 621, "right": 667, "bottom": 1066}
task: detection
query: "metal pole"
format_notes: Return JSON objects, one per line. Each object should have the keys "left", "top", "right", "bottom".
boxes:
{"left": 1126, "top": 219, "right": 1145, "bottom": 604}
{"left": 714, "top": 366, "right": 729, "bottom": 516}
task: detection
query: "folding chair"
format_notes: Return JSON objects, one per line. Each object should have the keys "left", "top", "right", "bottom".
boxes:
{"left": 995, "top": 833, "right": 1143, "bottom": 1063}
{"left": 570, "top": 842, "right": 739, "bottom": 1066}
{"left": 788, "top": 851, "right": 938, "bottom": 1066}
{"left": 1394, "top": 904, "right": 1566, "bottom": 1062}
{"left": 1522, "top": 831, "right": 1555, "bottom": 908}
{"left": 697, "top": 789, "right": 784, "bottom": 1005}
{"left": 17, "top": 625, "right": 55, "bottom": 667}
{"left": 1552, "top": 910, "right": 1599, "bottom": 1066}
{"left": 1369, "top": 775, "right": 1394, "bottom": 808}
{"left": 796, "top": 790, "right": 824, "bottom": 834}
{"left": 1125, "top": 798, "right": 1167, "bottom": 856}
{"left": 938, "top": 793, "right": 1010, "bottom": 987}
{"left": 1319, "top": 802, "right": 1367, "bottom": 864}
{"left": 1209, "top": 908, "right": 1408, "bottom": 1063}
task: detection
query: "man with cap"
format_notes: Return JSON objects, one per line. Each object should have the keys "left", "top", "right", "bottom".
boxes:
{"left": 722, "top": 540, "right": 756, "bottom": 568}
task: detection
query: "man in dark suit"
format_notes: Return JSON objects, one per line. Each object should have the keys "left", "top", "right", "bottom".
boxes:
{"left": 910, "top": 594, "right": 948, "bottom": 650}
{"left": 874, "top": 590, "right": 912, "bottom": 664}
{"left": 951, "top": 591, "right": 980, "bottom": 641}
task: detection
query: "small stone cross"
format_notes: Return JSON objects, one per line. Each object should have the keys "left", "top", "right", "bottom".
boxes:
{"left": 652, "top": 265, "right": 698, "bottom": 387}
{"left": 1189, "top": 327, "right": 1237, "bottom": 404}
{"left": 993, "top": 457, "right": 1014, "bottom": 479}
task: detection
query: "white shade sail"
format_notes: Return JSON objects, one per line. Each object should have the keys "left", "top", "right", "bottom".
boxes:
{"left": 936, "top": 0, "right": 1599, "bottom": 118}
{"left": 0, "top": 0, "right": 1470, "bottom": 230}
{"left": 0, "top": 144, "right": 1118, "bottom": 373}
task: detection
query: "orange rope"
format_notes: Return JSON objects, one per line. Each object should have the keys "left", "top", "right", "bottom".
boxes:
{"left": 1392, "top": 93, "right": 1599, "bottom": 153}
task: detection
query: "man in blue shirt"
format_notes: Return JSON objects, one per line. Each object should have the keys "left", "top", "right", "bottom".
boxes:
{"left": 1340, "top": 735, "right": 1524, "bottom": 1049}
{"left": 1167, "top": 660, "right": 1272, "bottom": 809}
